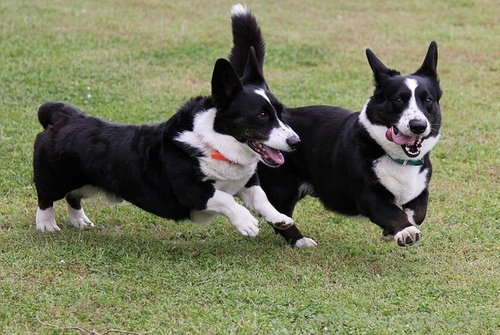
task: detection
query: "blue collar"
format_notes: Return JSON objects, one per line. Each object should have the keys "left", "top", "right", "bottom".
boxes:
{"left": 385, "top": 154, "right": 424, "bottom": 166}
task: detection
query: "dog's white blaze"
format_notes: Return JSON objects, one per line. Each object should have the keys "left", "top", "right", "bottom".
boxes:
{"left": 398, "top": 78, "right": 430, "bottom": 137}
{"left": 254, "top": 89, "right": 299, "bottom": 152}
{"left": 254, "top": 89, "right": 271, "bottom": 104}
{"left": 205, "top": 189, "right": 259, "bottom": 236}
{"left": 36, "top": 207, "right": 60, "bottom": 232}
{"left": 238, "top": 185, "right": 294, "bottom": 226}
{"left": 231, "top": 3, "right": 249, "bottom": 17}
{"left": 373, "top": 156, "right": 429, "bottom": 206}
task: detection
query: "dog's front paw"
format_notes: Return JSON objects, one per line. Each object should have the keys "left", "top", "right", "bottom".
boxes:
{"left": 268, "top": 213, "right": 295, "bottom": 230}
{"left": 232, "top": 215, "right": 259, "bottom": 237}
{"left": 294, "top": 237, "right": 317, "bottom": 248}
{"left": 394, "top": 226, "right": 421, "bottom": 246}
{"left": 67, "top": 207, "right": 94, "bottom": 229}
{"left": 36, "top": 207, "right": 60, "bottom": 232}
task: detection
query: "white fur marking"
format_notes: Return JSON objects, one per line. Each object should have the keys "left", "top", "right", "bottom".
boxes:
{"left": 238, "top": 186, "right": 294, "bottom": 228}
{"left": 405, "top": 208, "right": 417, "bottom": 226}
{"left": 254, "top": 89, "right": 271, "bottom": 104}
{"left": 175, "top": 108, "right": 258, "bottom": 195}
{"left": 175, "top": 108, "right": 258, "bottom": 166}
{"left": 359, "top": 99, "right": 440, "bottom": 161}
{"left": 67, "top": 205, "right": 94, "bottom": 229}
{"left": 254, "top": 89, "right": 299, "bottom": 152}
{"left": 373, "top": 156, "right": 429, "bottom": 206}
{"left": 264, "top": 118, "right": 299, "bottom": 152}
{"left": 394, "top": 226, "right": 421, "bottom": 246}
{"left": 36, "top": 207, "right": 60, "bottom": 232}
{"left": 231, "top": 3, "right": 249, "bottom": 17}
{"left": 398, "top": 78, "right": 429, "bottom": 137}
{"left": 205, "top": 190, "right": 259, "bottom": 236}
{"left": 295, "top": 237, "right": 318, "bottom": 248}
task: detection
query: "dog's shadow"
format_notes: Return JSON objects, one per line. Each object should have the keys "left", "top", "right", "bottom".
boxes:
{"left": 29, "top": 217, "right": 415, "bottom": 277}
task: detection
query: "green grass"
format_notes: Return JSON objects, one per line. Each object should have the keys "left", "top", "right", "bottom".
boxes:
{"left": 1, "top": 0, "right": 498, "bottom": 334}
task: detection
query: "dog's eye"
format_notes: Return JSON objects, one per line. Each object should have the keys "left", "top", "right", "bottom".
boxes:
{"left": 424, "top": 97, "right": 433, "bottom": 106}
{"left": 394, "top": 98, "right": 404, "bottom": 105}
{"left": 258, "top": 111, "right": 268, "bottom": 120}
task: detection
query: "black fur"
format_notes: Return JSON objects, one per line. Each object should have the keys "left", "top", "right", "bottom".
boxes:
{"left": 33, "top": 57, "right": 293, "bottom": 231}
{"left": 229, "top": 7, "right": 442, "bottom": 247}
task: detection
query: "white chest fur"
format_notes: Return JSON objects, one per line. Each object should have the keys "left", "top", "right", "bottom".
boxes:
{"left": 373, "top": 156, "right": 428, "bottom": 206}
{"left": 174, "top": 109, "right": 260, "bottom": 196}
{"left": 199, "top": 158, "right": 256, "bottom": 195}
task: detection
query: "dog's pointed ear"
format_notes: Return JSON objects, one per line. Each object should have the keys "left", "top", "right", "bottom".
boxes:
{"left": 241, "top": 47, "right": 266, "bottom": 87}
{"left": 366, "top": 48, "right": 400, "bottom": 84}
{"left": 211, "top": 58, "right": 243, "bottom": 108}
{"left": 414, "top": 41, "right": 438, "bottom": 78}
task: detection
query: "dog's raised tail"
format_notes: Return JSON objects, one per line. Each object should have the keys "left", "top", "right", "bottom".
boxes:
{"left": 38, "top": 102, "right": 83, "bottom": 129}
{"left": 229, "top": 3, "right": 266, "bottom": 78}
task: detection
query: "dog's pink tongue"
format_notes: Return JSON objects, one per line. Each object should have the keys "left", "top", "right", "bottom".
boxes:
{"left": 385, "top": 127, "right": 416, "bottom": 145}
{"left": 264, "top": 146, "right": 285, "bottom": 165}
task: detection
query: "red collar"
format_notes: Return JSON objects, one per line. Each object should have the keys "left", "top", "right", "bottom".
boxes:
{"left": 211, "top": 151, "right": 233, "bottom": 163}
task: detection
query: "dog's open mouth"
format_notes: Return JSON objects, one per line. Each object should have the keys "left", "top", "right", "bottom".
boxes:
{"left": 248, "top": 141, "right": 284, "bottom": 167}
{"left": 385, "top": 126, "right": 423, "bottom": 158}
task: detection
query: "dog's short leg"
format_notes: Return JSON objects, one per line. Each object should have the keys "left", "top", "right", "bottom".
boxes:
{"left": 257, "top": 169, "right": 316, "bottom": 247}
{"left": 66, "top": 193, "right": 94, "bottom": 229}
{"left": 36, "top": 201, "right": 60, "bottom": 232}
{"left": 363, "top": 194, "right": 421, "bottom": 246}
{"left": 205, "top": 190, "right": 259, "bottom": 237}
{"left": 402, "top": 189, "right": 429, "bottom": 226}
{"left": 238, "top": 185, "right": 294, "bottom": 230}
{"left": 382, "top": 190, "right": 428, "bottom": 244}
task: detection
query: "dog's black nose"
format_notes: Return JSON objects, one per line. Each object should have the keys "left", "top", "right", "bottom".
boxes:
{"left": 409, "top": 119, "right": 428, "bottom": 135}
{"left": 286, "top": 136, "right": 301, "bottom": 151}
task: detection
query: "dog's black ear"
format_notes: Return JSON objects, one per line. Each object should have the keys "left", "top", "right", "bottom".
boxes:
{"left": 366, "top": 48, "right": 400, "bottom": 84}
{"left": 414, "top": 41, "right": 438, "bottom": 78}
{"left": 241, "top": 47, "right": 266, "bottom": 87}
{"left": 211, "top": 58, "right": 243, "bottom": 108}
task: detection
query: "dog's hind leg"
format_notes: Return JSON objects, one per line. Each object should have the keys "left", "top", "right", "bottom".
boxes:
{"left": 66, "top": 192, "right": 94, "bottom": 229}
{"left": 35, "top": 187, "right": 64, "bottom": 232}
{"left": 36, "top": 201, "right": 59, "bottom": 232}
{"left": 258, "top": 168, "right": 317, "bottom": 248}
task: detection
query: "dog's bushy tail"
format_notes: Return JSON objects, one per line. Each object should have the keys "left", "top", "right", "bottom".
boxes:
{"left": 38, "top": 102, "right": 83, "bottom": 129}
{"left": 229, "top": 3, "right": 266, "bottom": 77}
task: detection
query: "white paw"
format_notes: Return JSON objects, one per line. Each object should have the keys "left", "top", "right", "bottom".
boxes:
{"left": 394, "top": 226, "right": 421, "bottom": 246}
{"left": 67, "top": 206, "right": 94, "bottom": 229}
{"left": 294, "top": 237, "right": 317, "bottom": 248}
{"left": 36, "top": 207, "right": 60, "bottom": 232}
{"left": 267, "top": 213, "right": 295, "bottom": 230}
{"left": 232, "top": 214, "right": 259, "bottom": 237}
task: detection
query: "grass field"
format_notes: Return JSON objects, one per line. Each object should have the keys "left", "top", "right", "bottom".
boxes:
{"left": 0, "top": 0, "right": 499, "bottom": 334}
